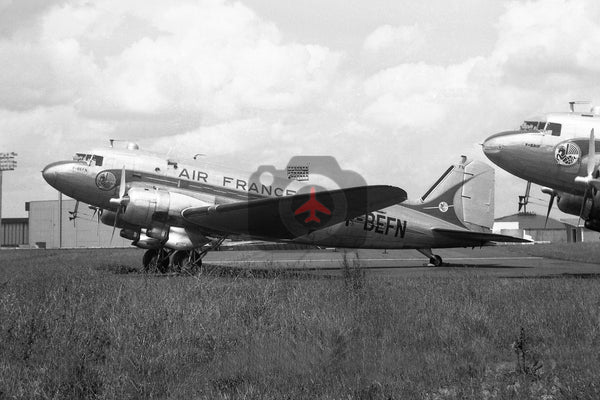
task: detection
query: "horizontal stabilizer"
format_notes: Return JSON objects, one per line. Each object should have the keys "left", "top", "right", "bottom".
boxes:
{"left": 182, "top": 185, "right": 407, "bottom": 240}
{"left": 433, "top": 228, "right": 531, "bottom": 244}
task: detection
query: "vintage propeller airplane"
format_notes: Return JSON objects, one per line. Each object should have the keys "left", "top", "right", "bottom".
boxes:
{"left": 42, "top": 142, "right": 526, "bottom": 272}
{"left": 483, "top": 101, "right": 600, "bottom": 230}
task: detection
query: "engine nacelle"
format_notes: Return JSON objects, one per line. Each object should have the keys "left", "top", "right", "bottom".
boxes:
{"left": 101, "top": 210, "right": 138, "bottom": 229}
{"left": 585, "top": 219, "right": 600, "bottom": 232}
{"left": 124, "top": 226, "right": 210, "bottom": 250}
{"left": 120, "top": 228, "right": 140, "bottom": 241}
{"left": 147, "top": 224, "right": 169, "bottom": 241}
{"left": 134, "top": 232, "right": 163, "bottom": 249}
{"left": 164, "top": 227, "right": 210, "bottom": 250}
{"left": 121, "top": 188, "right": 209, "bottom": 227}
{"left": 557, "top": 193, "right": 591, "bottom": 218}
{"left": 557, "top": 192, "right": 600, "bottom": 221}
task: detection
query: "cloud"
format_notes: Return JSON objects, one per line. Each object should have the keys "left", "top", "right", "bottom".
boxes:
{"left": 0, "top": 0, "right": 342, "bottom": 124}
{"left": 42, "top": 0, "right": 341, "bottom": 124}
{"left": 5, "top": 0, "right": 600, "bottom": 220}
{"left": 492, "top": 0, "right": 600, "bottom": 88}
{"left": 361, "top": 60, "right": 479, "bottom": 130}
{"left": 363, "top": 24, "right": 425, "bottom": 55}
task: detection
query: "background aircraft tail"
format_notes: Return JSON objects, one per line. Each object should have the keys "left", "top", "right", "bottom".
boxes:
{"left": 408, "top": 157, "right": 495, "bottom": 232}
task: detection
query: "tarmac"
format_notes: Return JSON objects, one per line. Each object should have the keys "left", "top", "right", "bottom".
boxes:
{"left": 203, "top": 246, "right": 600, "bottom": 278}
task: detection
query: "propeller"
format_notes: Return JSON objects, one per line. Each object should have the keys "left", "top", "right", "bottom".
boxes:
{"left": 89, "top": 206, "right": 102, "bottom": 222}
{"left": 68, "top": 201, "right": 80, "bottom": 225}
{"left": 540, "top": 187, "right": 557, "bottom": 228}
{"left": 108, "top": 166, "right": 129, "bottom": 242}
{"left": 574, "top": 129, "right": 599, "bottom": 226}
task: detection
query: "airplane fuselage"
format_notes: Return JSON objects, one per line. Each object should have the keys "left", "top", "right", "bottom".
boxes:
{"left": 483, "top": 131, "right": 598, "bottom": 195}
{"left": 484, "top": 111, "right": 600, "bottom": 190}
{"left": 482, "top": 108, "right": 600, "bottom": 230}
{"left": 42, "top": 147, "right": 485, "bottom": 250}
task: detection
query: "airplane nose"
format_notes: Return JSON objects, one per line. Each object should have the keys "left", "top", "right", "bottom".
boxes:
{"left": 482, "top": 131, "right": 511, "bottom": 156}
{"left": 42, "top": 163, "right": 58, "bottom": 186}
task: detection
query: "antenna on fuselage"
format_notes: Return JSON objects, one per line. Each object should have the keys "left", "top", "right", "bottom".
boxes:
{"left": 569, "top": 100, "right": 591, "bottom": 113}
{"left": 109, "top": 139, "right": 139, "bottom": 150}
{"left": 193, "top": 153, "right": 206, "bottom": 160}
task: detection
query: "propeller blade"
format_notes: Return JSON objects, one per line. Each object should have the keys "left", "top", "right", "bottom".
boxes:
{"left": 544, "top": 194, "right": 555, "bottom": 229}
{"left": 110, "top": 220, "right": 117, "bottom": 245}
{"left": 68, "top": 200, "right": 80, "bottom": 222}
{"left": 578, "top": 186, "right": 589, "bottom": 228}
{"left": 588, "top": 128, "right": 596, "bottom": 177}
{"left": 110, "top": 207, "right": 121, "bottom": 246}
{"left": 119, "top": 165, "right": 126, "bottom": 199}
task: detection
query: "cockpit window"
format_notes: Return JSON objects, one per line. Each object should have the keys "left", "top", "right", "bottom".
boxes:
{"left": 90, "top": 155, "right": 103, "bottom": 166}
{"left": 72, "top": 153, "right": 103, "bottom": 166}
{"left": 546, "top": 122, "right": 562, "bottom": 136}
{"left": 521, "top": 121, "right": 546, "bottom": 131}
{"left": 520, "top": 120, "right": 562, "bottom": 136}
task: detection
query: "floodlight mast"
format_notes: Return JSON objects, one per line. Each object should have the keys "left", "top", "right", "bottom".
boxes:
{"left": 0, "top": 152, "right": 17, "bottom": 247}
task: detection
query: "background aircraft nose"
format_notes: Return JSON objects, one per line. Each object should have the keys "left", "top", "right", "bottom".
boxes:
{"left": 482, "top": 132, "right": 510, "bottom": 155}
{"left": 482, "top": 131, "right": 525, "bottom": 160}
{"left": 42, "top": 164, "right": 58, "bottom": 186}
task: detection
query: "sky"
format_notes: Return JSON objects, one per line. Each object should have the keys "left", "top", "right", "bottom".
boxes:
{"left": 1, "top": 0, "right": 600, "bottom": 220}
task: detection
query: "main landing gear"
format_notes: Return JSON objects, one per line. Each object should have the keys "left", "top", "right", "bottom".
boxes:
{"left": 417, "top": 248, "right": 443, "bottom": 267}
{"left": 141, "top": 237, "right": 227, "bottom": 274}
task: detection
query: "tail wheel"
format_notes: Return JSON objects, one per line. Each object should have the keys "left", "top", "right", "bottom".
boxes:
{"left": 429, "top": 255, "right": 443, "bottom": 267}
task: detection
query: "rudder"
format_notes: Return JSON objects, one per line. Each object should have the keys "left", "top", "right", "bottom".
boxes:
{"left": 408, "top": 157, "right": 495, "bottom": 232}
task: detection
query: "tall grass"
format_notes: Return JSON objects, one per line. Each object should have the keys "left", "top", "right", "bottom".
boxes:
{"left": 1, "top": 249, "right": 600, "bottom": 399}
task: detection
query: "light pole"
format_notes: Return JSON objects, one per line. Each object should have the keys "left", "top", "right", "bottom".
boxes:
{"left": 0, "top": 152, "right": 18, "bottom": 247}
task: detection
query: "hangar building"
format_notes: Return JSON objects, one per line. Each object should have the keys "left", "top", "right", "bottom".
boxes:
{"left": 493, "top": 212, "right": 599, "bottom": 243}
{"left": 1, "top": 218, "right": 28, "bottom": 247}
{"left": 26, "top": 199, "right": 128, "bottom": 249}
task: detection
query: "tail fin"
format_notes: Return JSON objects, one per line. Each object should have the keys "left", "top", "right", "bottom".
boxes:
{"left": 408, "top": 157, "right": 495, "bottom": 232}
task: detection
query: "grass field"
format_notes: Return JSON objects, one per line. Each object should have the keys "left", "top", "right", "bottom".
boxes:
{"left": 1, "top": 248, "right": 600, "bottom": 399}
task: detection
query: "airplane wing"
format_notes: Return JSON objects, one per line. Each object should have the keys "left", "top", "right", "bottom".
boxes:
{"left": 182, "top": 185, "right": 407, "bottom": 240}
{"left": 432, "top": 228, "right": 531, "bottom": 244}
{"left": 313, "top": 201, "right": 332, "bottom": 214}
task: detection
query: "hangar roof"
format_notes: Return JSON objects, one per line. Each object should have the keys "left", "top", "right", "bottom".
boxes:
{"left": 494, "top": 213, "right": 566, "bottom": 230}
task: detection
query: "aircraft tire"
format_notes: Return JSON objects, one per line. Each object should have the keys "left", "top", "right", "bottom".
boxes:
{"left": 156, "top": 250, "right": 170, "bottom": 273}
{"left": 142, "top": 248, "right": 170, "bottom": 273}
{"left": 172, "top": 250, "right": 192, "bottom": 273}
{"left": 429, "top": 255, "right": 443, "bottom": 267}
{"left": 142, "top": 249, "right": 158, "bottom": 272}
{"left": 188, "top": 252, "right": 202, "bottom": 274}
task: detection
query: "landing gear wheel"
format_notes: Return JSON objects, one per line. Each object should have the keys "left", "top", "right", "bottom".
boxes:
{"left": 429, "top": 255, "right": 443, "bottom": 267}
{"left": 142, "top": 249, "right": 158, "bottom": 272}
{"left": 187, "top": 251, "right": 203, "bottom": 274}
{"left": 142, "top": 249, "right": 170, "bottom": 273}
{"left": 171, "top": 250, "right": 203, "bottom": 274}
{"left": 171, "top": 250, "right": 191, "bottom": 273}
